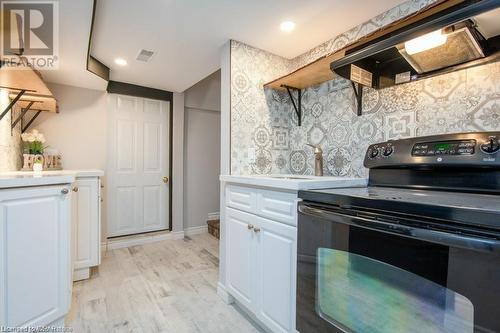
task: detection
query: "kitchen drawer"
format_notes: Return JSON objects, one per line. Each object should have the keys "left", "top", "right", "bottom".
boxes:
{"left": 226, "top": 185, "right": 257, "bottom": 213}
{"left": 256, "top": 190, "right": 296, "bottom": 226}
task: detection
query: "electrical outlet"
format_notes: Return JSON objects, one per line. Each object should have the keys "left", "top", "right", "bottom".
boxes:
{"left": 248, "top": 148, "right": 256, "bottom": 163}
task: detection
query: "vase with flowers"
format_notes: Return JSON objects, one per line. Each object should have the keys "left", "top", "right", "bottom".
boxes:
{"left": 21, "top": 129, "right": 47, "bottom": 172}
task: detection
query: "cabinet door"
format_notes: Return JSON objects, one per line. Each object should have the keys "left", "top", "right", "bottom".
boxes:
{"left": 225, "top": 208, "right": 256, "bottom": 311}
{"left": 0, "top": 185, "right": 71, "bottom": 327}
{"left": 73, "top": 177, "right": 100, "bottom": 270}
{"left": 255, "top": 216, "right": 297, "bottom": 333}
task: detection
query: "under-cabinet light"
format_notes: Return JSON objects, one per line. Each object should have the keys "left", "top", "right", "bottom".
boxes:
{"left": 404, "top": 29, "right": 447, "bottom": 55}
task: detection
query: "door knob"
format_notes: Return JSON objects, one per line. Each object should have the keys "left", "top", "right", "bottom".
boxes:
{"left": 72, "top": 187, "right": 79, "bottom": 192}
{"left": 163, "top": 176, "right": 169, "bottom": 183}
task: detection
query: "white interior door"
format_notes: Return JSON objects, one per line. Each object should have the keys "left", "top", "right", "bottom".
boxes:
{"left": 107, "top": 94, "right": 170, "bottom": 237}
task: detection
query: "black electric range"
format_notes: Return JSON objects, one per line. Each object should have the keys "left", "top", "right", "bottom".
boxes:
{"left": 296, "top": 132, "right": 500, "bottom": 333}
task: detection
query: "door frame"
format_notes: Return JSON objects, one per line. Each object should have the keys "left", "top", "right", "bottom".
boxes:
{"left": 106, "top": 81, "right": 174, "bottom": 231}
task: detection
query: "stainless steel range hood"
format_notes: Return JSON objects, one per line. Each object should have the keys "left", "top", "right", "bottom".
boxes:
{"left": 331, "top": 0, "right": 500, "bottom": 89}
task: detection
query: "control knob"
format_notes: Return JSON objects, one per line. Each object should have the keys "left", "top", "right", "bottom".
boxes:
{"left": 480, "top": 138, "right": 500, "bottom": 154}
{"left": 369, "top": 148, "right": 379, "bottom": 158}
{"left": 383, "top": 146, "right": 394, "bottom": 157}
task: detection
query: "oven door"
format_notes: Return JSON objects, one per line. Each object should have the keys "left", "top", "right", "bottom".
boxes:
{"left": 297, "top": 202, "right": 500, "bottom": 333}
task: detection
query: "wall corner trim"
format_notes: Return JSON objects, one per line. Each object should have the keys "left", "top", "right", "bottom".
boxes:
{"left": 86, "top": 0, "right": 110, "bottom": 81}
{"left": 106, "top": 81, "right": 173, "bottom": 102}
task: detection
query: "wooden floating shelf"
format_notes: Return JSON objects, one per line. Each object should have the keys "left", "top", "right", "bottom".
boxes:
{"left": 0, "top": 56, "right": 59, "bottom": 128}
{"left": 9, "top": 93, "right": 58, "bottom": 113}
{"left": 0, "top": 65, "right": 53, "bottom": 97}
{"left": 265, "top": 52, "right": 343, "bottom": 91}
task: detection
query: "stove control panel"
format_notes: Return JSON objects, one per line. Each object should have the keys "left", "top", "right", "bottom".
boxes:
{"left": 411, "top": 140, "right": 476, "bottom": 156}
{"left": 364, "top": 132, "right": 500, "bottom": 169}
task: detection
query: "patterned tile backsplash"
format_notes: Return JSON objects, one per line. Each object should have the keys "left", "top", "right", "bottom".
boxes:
{"left": 289, "top": 63, "right": 499, "bottom": 178}
{"left": 0, "top": 89, "right": 22, "bottom": 172}
{"left": 230, "top": 41, "right": 294, "bottom": 175}
{"left": 230, "top": 0, "right": 500, "bottom": 177}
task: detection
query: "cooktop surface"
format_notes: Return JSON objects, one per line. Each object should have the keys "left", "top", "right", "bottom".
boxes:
{"left": 299, "top": 187, "right": 500, "bottom": 229}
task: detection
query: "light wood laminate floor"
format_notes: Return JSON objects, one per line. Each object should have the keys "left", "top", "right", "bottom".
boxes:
{"left": 66, "top": 233, "right": 262, "bottom": 333}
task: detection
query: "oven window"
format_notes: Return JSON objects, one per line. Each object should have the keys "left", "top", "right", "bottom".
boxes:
{"left": 317, "top": 248, "right": 473, "bottom": 333}
{"left": 296, "top": 208, "right": 500, "bottom": 333}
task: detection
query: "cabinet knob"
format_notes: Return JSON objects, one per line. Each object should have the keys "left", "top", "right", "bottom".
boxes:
{"left": 253, "top": 227, "right": 261, "bottom": 233}
{"left": 247, "top": 224, "right": 254, "bottom": 230}
{"left": 72, "top": 187, "right": 79, "bottom": 192}
{"left": 61, "top": 188, "right": 69, "bottom": 195}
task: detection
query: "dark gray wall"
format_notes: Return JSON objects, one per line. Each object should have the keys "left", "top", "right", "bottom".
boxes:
{"left": 183, "top": 70, "right": 221, "bottom": 230}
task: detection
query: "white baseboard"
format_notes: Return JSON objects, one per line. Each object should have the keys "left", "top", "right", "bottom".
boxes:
{"left": 101, "top": 225, "right": 212, "bottom": 252}
{"left": 49, "top": 317, "right": 65, "bottom": 327}
{"left": 208, "top": 212, "right": 220, "bottom": 220}
{"left": 73, "top": 267, "right": 90, "bottom": 281}
{"left": 217, "top": 282, "right": 234, "bottom": 304}
{"left": 184, "top": 225, "right": 208, "bottom": 236}
{"left": 101, "top": 230, "right": 185, "bottom": 251}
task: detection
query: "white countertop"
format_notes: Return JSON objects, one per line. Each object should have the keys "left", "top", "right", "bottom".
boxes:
{"left": 0, "top": 169, "right": 104, "bottom": 189}
{"left": 220, "top": 174, "right": 367, "bottom": 191}
{"left": 0, "top": 173, "right": 75, "bottom": 189}
{"left": 0, "top": 169, "right": 104, "bottom": 177}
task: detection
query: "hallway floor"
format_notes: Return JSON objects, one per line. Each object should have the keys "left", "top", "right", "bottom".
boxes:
{"left": 66, "top": 233, "right": 261, "bottom": 333}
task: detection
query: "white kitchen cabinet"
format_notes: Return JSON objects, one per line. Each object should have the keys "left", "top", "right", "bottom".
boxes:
{"left": 0, "top": 185, "right": 72, "bottom": 328}
{"left": 225, "top": 186, "right": 298, "bottom": 333}
{"left": 221, "top": 176, "right": 366, "bottom": 333}
{"left": 226, "top": 208, "right": 256, "bottom": 310}
{"left": 255, "top": 217, "right": 297, "bottom": 333}
{"left": 226, "top": 184, "right": 296, "bottom": 225}
{"left": 72, "top": 177, "right": 101, "bottom": 281}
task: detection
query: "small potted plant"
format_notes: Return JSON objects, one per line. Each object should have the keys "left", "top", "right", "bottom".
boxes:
{"left": 21, "top": 129, "right": 47, "bottom": 172}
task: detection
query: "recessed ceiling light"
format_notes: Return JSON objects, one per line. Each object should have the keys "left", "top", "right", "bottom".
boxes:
{"left": 280, "top": 21, "right": 296, "bottom": 33}
{"left": 114, "top": 58, "right": 127, "bottom": 66}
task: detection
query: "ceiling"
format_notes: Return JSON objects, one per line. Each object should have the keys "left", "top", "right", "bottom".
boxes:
{"left": 40, "top": 0, "right": 108, "bottom": 91}
{"left": 45, "top": 0, "right": 407, "bottom": 92}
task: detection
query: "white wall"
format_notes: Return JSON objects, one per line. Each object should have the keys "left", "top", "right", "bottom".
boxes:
{"left": 183, "top": 70, "right": 221, "bottom": 231}
{"left": 33, "top": 83, "right": 108, "bottom": 236}
{"left": 26, "top": 82, "right": 187, "bottom": 238}
{"left": 33, "top": 83, "right": 108, "bottom": 170}
{"left": 218, "top": 41, "right": 231, "bottom": 289}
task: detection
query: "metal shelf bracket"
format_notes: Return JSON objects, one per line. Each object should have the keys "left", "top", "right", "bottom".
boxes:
{"left": 351, "top": 82, "right": 363, "bottom": 116}
{"left": 0, "top": 89, "right": 26, "bottom": 122}
{"left": 11, "top": 101, "right": 34, "bottom": 129}
{"left": 282, "top": 84, "right": 302, "bottom": 126}
{"left": 22, "top": 110, "right": 42, "bottom": 133}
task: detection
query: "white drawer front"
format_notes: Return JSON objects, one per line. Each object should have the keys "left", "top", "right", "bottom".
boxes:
{"left": 256, "top": 190, "right": 296, "bottom": 226}
{"left": 226, "top": 185, "right": 257, "bottom": 213}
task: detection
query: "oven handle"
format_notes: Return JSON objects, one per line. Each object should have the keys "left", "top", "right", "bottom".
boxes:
{"left": 298, "top": 203, "right": 500, "bottom": 253}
